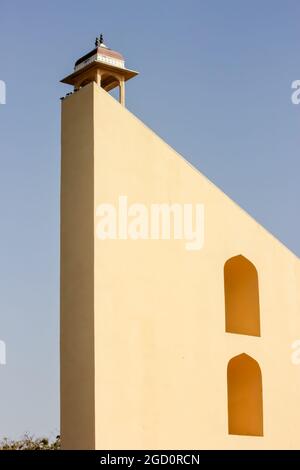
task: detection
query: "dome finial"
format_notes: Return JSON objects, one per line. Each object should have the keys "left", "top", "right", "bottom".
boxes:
{"left": 95, "top": 34, "right": 106, "bottom": 48}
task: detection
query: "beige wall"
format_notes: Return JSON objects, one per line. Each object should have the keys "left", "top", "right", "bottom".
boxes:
{"left": 61, "top": 82, "right": 300, "bottom": 449}
{"left": 60, "top": 85, "right": 95, "bottom": 449}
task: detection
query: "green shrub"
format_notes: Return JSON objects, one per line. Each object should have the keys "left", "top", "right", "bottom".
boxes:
{"left": 0, "top": 434, "right": 60, "bottom": 450}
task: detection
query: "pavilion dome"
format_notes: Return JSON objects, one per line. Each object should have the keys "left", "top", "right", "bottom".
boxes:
{"left": 74, "top": 36, "right": 125, "bottom": 71}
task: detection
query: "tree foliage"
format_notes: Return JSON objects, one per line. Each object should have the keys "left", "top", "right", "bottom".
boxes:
{"left": 0, "top": 434, "right": 60, "bottom": 450}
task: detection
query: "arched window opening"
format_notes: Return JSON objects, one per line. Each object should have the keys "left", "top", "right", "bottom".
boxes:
{"left": 100, "top": 73, "right": 124, "bottom": 104}
{"left": 78, "top": 78, "right": 93, "bottom": 89}
{"left": 224, "top": 255, "right": 260, "bottom": 336}
{"left": 100, "top": 73, "right": 119, "bottom": 92}
{"left": 227, "top": 354, "right": 263, "bottom": 436}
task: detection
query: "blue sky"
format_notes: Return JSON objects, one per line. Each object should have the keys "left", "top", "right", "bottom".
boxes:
{"left": 0, "top": 0, "right": 299, "bottom": 439}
